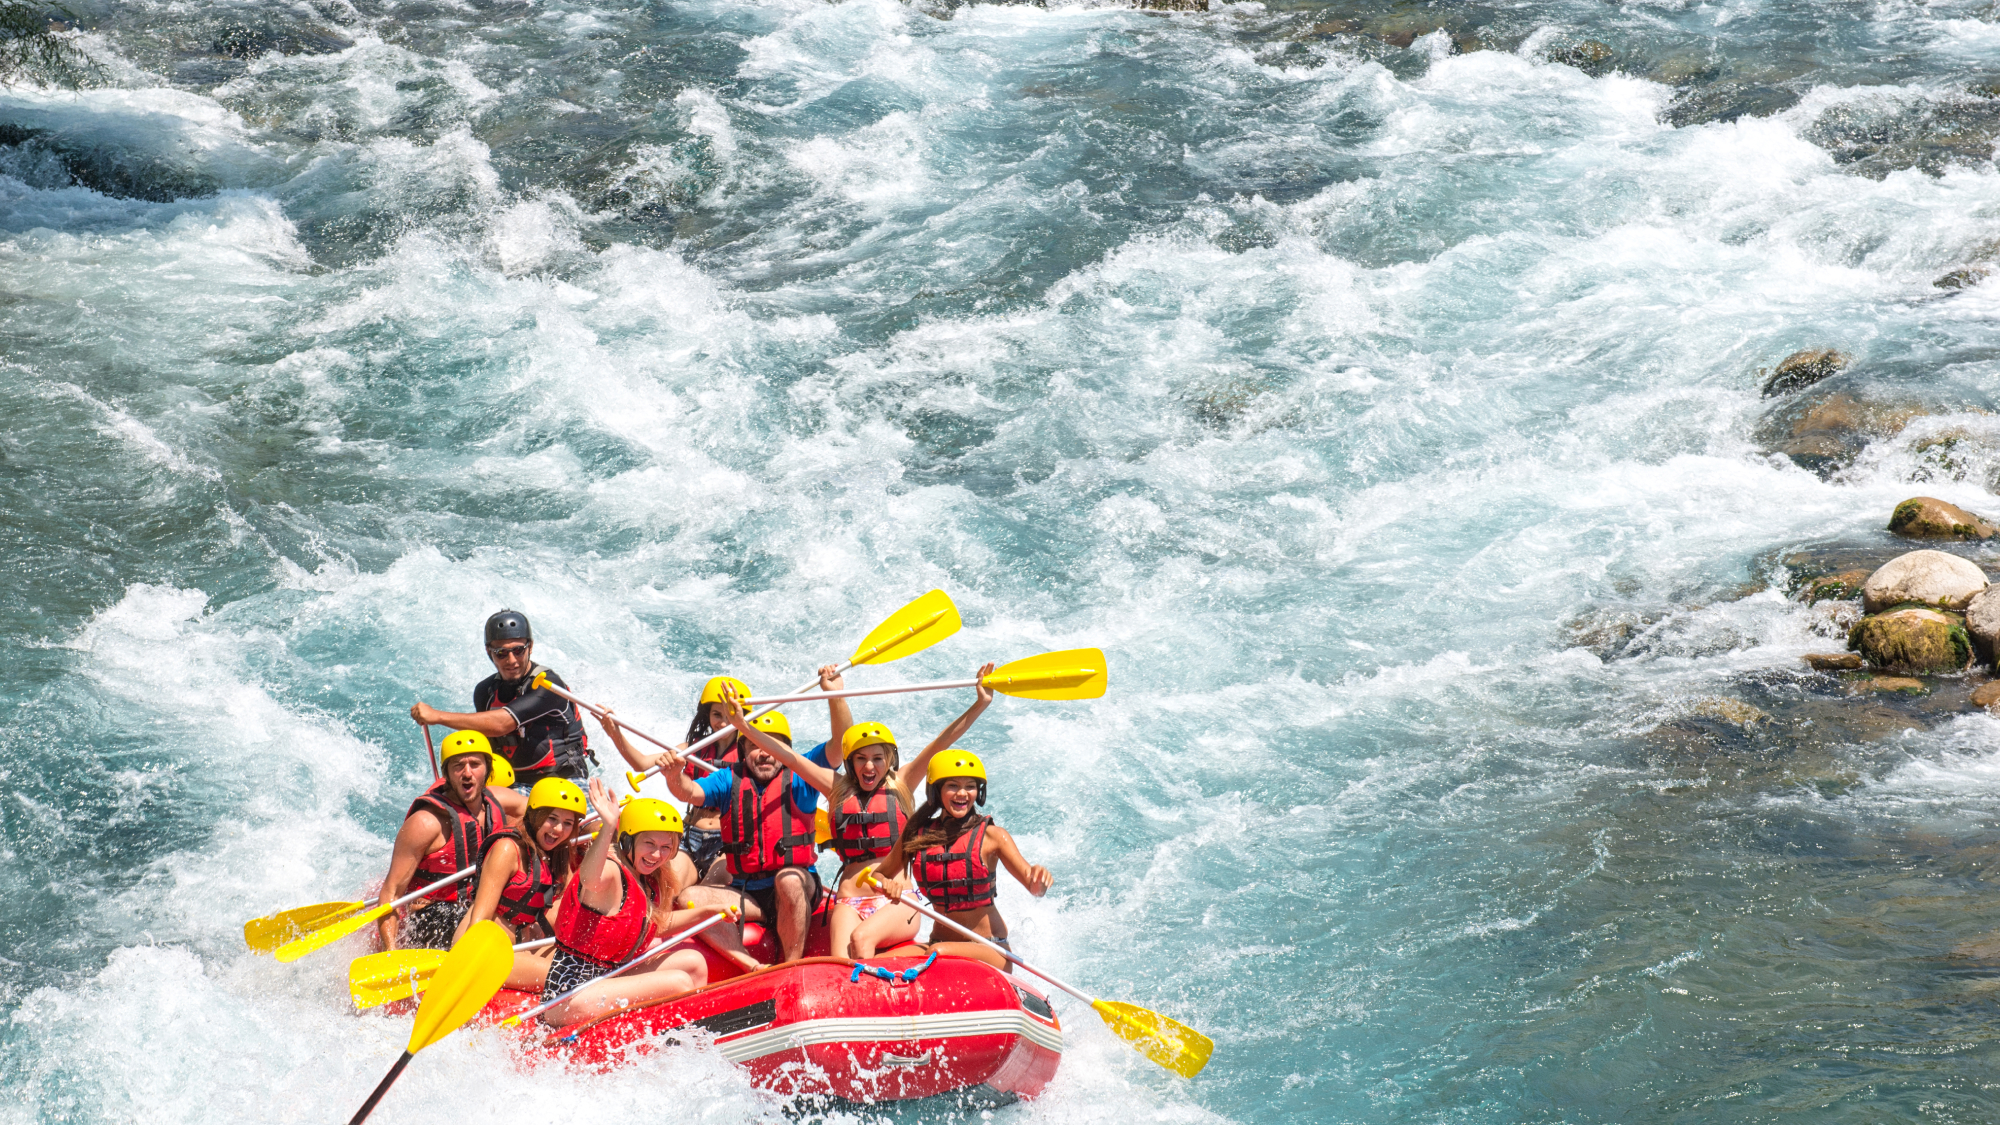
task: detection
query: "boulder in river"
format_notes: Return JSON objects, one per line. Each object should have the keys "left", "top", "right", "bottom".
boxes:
{"left": 1761, "top": 348, "right": 1851, "bottom": 397}
{"left": 1848, "top": 607, "right": 1972, "bottom": 674}
{"left": 1797, "top": 569, "right": 1870, "bottom": 603}
{"left": 1888, "top": 496, "right": 1999, "bottom": 540}
{"left": 1758, "top": 391, "right": 1927, "bottom": 472}
{"left": 1804, "top": 652, "right": 1864, "bottom": 670}
{"left": 1972, "top": 681, "right": 2000, "bottom": 709}
{"left": 1965, "top": 586, "right": 2000, "bottom": 663}
{"left": 1860, "top": 549, "right": 1989, "bottom": 614}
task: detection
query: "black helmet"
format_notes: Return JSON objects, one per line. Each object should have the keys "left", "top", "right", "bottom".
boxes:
{"left": 485, "top": 610, "right": 532, "bottom": 646}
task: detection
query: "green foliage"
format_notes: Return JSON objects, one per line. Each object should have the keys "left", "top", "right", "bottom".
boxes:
{"left": 0, "top": 1, "right": 101, "bottom": 89}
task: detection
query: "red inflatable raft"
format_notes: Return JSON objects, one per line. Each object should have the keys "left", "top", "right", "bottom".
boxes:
{"left": 479, "top": 918, "right": 1064, "bottom": 1105}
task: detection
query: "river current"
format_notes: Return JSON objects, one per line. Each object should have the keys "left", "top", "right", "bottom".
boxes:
{"left": 4, "top": 0, "right": 2000, "bottom": 1121}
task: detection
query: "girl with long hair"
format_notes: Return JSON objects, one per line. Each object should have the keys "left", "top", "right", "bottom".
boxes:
{"left": 458, "top": 776, "right": 586, "bottom": 990}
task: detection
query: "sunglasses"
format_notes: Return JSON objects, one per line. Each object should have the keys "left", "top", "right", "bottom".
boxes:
{"left": 488, "top": 643, "right": 530, "bottom": 660}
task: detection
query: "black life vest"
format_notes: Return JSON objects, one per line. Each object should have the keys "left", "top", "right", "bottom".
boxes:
{"left": 479, "top": 829, "right": 561, "bottom": 932}
{"left": 406, "top": 780, "right": 501, "bottom": 904}
{"left": 718, "top": 768, "right": 818, "bottom": 877}
{"left": 912, "top": 817, "right": 996, "bottom": 912}
{"left": 830, "top": 784, "right": 909, "bottom": 864}
{"left": 475, "top": 663, "right": 590, "bottom": 781}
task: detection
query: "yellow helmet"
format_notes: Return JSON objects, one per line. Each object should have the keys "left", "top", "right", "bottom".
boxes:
{"left": 438, "top": 729, "right": 495, "bottom": 774}
{"left": 528, "top": 777, "right": 586, "bottom": 815}
{"left": 749, "top": 709, "right": 791, "bottom": 742}
{"left": 926, "top": 749, "right": 987, "bottom": 786}
{"left": 619, "top": 797, "right": 685, "bottom": 838}
{"left": 486, "top": 754, "right": 515, "bottom": 789}
{"left": 842, "top": 721, "right": 897, "bottom": 757}
{"left": 699, "top": 676, "right": 753, "bottom": 707}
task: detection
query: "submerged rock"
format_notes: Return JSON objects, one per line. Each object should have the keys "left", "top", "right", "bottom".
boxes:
{"left": 1861, "top": 550, "right": 1988, "bottom": 614}
{"left": 1850, "top": 608, "right": 1973, "bottom": 674}
{"left": 1542, "top": 39, "right": 1617, "bottom": 76}
{"left": 1663, "top": 80, "right": 1801, "bottom": 128}
{"left": 1972, "top": 681, "right": 2000, "bottom": 709}
{"left": 1805, "top": 652, "right": 1864, "bottom": 671}
{"left": 1756, "top": 390, "right": 1927, "bottom": 473}
{"left": 1889, "top": 496, "right": 1999, "bottom": 540}
{"left": 1936, "top": 266, "right": 1991, "bottom": 290}
{"left": 1852, "top": 674, "right": 1931, "bottom": 694}
{"left": 1761, "top": 348, "right": 1851, "bottom": 397}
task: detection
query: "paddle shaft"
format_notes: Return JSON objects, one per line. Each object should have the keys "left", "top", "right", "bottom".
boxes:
{"left": 529, "top": 678, "right": 718, "bottom": 777}
{"left": 506, "top": 911, "right": 731, "bottom": 1025}
{"left": 348, "top": 1051, "right": 412, "bottom": 1125}
{"left": 871, "top": 877, "right": 1095, "bottom": 1006}
{"left": 384, "top": 865, "right": 478, "bottom": 914}
{"left": 421, "top": 722, "right": 439, "bottom": 780}
{"left": 750, "top": 677, "right": 984, "bottom": 706}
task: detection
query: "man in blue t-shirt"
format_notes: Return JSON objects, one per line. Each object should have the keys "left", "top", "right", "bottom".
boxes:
{"left": 664, "top": 706, "right": 833, "bottom": 969}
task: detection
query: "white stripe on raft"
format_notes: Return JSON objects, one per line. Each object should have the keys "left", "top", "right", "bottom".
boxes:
{"left": 710, "top": 1008, "right": 1066, "bottom": 1062}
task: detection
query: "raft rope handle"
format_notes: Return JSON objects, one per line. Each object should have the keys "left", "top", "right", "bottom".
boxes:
{"left": 848, "top": 950, "right": 940, "bottom": 984}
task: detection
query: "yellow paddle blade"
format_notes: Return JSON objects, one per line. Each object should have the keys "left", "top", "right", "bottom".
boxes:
{"left": 983, "top": 648, "right": 1108, "bottom": 701}
{"left": 350, "top": 949, "right": 447, "bottom": 999}
{"left": 274, "top": 899, "right": 397, "bottom": 963}
{"left": 244, "top": 901, "right": 364, "bottom": 953}
{"left": 1092, "top": 999, "right": 1213, "bottom": 1078}
{"left": 352, "top": 978, "right": 425, "bottom": 1011}
{"left": 850, "top": 590, "right": 961, "bottom": 665}
{"left": 408, "top": 921, "right": 513, "bottom": 1053}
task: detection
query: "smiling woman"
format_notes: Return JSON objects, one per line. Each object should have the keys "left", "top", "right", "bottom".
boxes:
{"left": 6, "top": 0, "right": 2000, "bottom": 1120}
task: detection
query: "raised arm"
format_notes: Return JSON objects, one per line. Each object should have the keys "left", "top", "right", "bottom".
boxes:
{"left": 984, "top": 824, "right": 1051, "bottom": 897}
{"left": 575, "top": 778, "right": 626, "bottom": 914}
{"left": 596, "top": 708, "right": 665, "bottom": 773}
{"left": 819, "top": 664, "right": 853, "bottom": 764}
{"left": 721, "top": 688, "right": 838, "bottom": 796}
{"left": 896, "top": 662, "right": 996, "bottom": 793}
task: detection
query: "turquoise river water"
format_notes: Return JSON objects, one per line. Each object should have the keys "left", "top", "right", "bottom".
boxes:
{"left": 5, "top": 0, "right": 2000, "bottom": 1121}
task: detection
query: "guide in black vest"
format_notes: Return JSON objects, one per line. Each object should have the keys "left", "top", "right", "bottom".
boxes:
{"left": 408, "top": 609, "right": 591, "bottom": 788}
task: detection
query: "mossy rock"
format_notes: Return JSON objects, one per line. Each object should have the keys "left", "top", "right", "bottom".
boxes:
{"left": 1889, "top": 496, "right": 1999, "bottom": 540}
{"left": 1848, "top": 607, "right": 1973, "bottom": 674}
{"left": 1760, "top": 347, "right": 1851, "bottom": 397}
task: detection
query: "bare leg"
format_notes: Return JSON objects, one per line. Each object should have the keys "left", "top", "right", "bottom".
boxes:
{"left": 850, "top": 903, "right": 921, "bottom": 959}
{"left": 827, "top": 902, "right": 861, "bottom": 960}
{"left": 680, "top": 885, "right": 762, "bottom": 971}
{"left": 773, "top": 867, "right": 812, "bottom": 963}
{"left": 539, "top": 964, "right": 701, "bottom": 1027}
{"left": 505, "top": 944, "right": 556, "bottom": 992}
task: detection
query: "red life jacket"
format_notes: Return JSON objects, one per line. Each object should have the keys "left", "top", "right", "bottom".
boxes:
{"left": 405, "top": 781, "right": 501, "bottom": 904}
{"left": 718, "top": 768, "right": 817, "bottom": 877}
{"left": 553, "top": 858, "right": 656, "bottom": 969}
{"left": 912, "top": 818, "right": 996, "bottom": 912}
{"left": 830, "top": 784, "right": 909, "bottom": 864}
{"left": 478, "top": 830, "right": 561, "bottom": 932}
{"left": 692, "top": 734, "right": 742, "bottom": 770}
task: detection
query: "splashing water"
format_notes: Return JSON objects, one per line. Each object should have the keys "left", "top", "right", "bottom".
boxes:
{"left": 5, "top": 0, "right": 2000, "bottom": 1121}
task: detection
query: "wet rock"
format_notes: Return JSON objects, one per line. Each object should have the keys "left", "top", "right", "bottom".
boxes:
{"left": 1542, "top": 39, "right": 1617, "bottom": 76}
{"left": 1803, "top": 93, "right": 2000, "bottom": 180}
{"left": 1663, "top": 80, "right": 1801, "bottom": 128}
{"left": 1936, "top": 266, "right": 1992, "bottom": 290}
{"left": 0, "top": 121, "right": 221, "bottom": 202}
{"left": 1798, "top": 569, "right": 1870, "bottom": 604}
{"left": 1889, "top": 496, "right": 1999, "bottom": 540}
{"left": 1760, "top": 348, "right": 1851, "bottom": 397}
{"left": 1804, "top": 652, "right": 1864, "bottom": 671}
{"left": 1849, "top": 607, "right": 1973, "bottom": 674}
{"left": 1852, "top": 674, "right": 1930, "bottom": 694}
{"left": 1760, "top": 391, "right": 1929, "bottom": 473}
{"left": 1861, "top": 549, "right": 1989, "bottom": 614}
{"left": 213, "top": 22, "right": 354, "bottom": 58}
{"left": 1965, "top": 586, "right": 2000, "bottom": 664}
{"left": 1648, "top": 54, "right": 1722, "bottom": 87}
{"left": 1690, "top": 698, "right": 1769, "bottom": 726}
{"left": 1133, "top": 0, "right": 1208, "bottom": 12}
{"left": 1972, "top": 681, "right": 2000, "bottom": 709}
